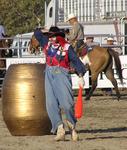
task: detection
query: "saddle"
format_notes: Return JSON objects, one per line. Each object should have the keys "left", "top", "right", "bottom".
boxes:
{"left": 77, "top": 43, "right": 98, "bottom": 58}
{"left": 76, "top": 43, "right": 88, "bottom": 57}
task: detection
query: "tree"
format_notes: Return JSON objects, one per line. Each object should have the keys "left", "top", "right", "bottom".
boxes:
{"left": 0, "top": 0, "right": 50, "bottom": 36}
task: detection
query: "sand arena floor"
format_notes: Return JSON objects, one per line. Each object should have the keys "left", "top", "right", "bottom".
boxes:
{"left": 0, "top": 89, "right": 127, "bottom": 150}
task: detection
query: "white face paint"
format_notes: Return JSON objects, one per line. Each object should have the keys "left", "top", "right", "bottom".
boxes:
{"left": 49, "top": 36, "right": 60, "bottom": 49}
{"left": 49, "top": 37, "right": 56, "bottom": 44}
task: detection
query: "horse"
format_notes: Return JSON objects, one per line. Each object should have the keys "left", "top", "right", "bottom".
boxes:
{"left": 0, "top": 35, "right": 13, "bottom": 77}
{"left": 28, "top": 29, "right": 123, "bottom": 101}
{"left": 0, "top": 35, "right": 13, "bottom": 58}
{"left": 28, "top": 34, "right": 41, "bottom": 55}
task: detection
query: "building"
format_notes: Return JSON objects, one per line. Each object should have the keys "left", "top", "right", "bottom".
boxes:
{"left": 57, "top": 0, "right": 127, "bottom": 22}
{"left": 45, "top": 0, "right": 127, "bottom": 54}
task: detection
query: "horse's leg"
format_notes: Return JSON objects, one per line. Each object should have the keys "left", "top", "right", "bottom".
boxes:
{"left": 104, "top": 67, "right": 120, "bottom": 100}
{"left": 85, "top": 72, "right": 98, "bottom": 100}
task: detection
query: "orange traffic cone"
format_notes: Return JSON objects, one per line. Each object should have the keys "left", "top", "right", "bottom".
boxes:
{"left": 74, "top": 86, "right": 83, "bottom": 119}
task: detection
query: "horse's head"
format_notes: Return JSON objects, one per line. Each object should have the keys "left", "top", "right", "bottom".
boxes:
{"left": 0, "top": 35, "right": 13, "bottom": 68}
{"left": 0, "top": 35, "right": 12, "bottom": 48}
{"left": 0, "top": 35, "right": 13, "bottom": 58}
{"left": 28, "top": 29, "right": 49, "bottom": 55}
{"left": 28, "top": 34, "right": 40, "bottom": 54}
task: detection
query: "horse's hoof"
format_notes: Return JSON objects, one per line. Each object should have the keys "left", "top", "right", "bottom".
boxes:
{"left": 117, "top": 94, "right": 121, "bottom": 101}
{"left": 117, "top": 97, "right": 120, "bottom": 101}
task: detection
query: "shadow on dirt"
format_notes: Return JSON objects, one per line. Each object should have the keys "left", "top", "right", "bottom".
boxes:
{"left": 88, "top": 95, "right": 127, "bottom": 101}
{"left": 78, "top": 127, "right": 127, "bottom": 140}
{"left": 79, "top": 126, "right": 127, "bottom": 134}
{"left": 85, "top": 135, "right": 127, "bottom": 140}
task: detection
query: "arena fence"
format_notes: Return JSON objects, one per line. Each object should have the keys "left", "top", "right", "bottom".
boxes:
{"left": 0, "top": 35, "right": 127, "bottom": 92}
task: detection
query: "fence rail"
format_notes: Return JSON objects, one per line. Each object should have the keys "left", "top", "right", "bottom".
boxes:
{"left": 0, "top": 34, "right": 127, "bottom": 92}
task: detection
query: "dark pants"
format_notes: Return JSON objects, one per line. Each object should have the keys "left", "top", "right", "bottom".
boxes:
{"left": 74, "top": 39, "right": 84, "bottom": 52}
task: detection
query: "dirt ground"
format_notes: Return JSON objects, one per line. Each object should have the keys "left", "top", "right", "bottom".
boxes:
{"left": 0, "top": 89, "right": 127, "bottom": 150}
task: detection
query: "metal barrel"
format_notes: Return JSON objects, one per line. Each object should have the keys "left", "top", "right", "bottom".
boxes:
{"left": 2, "top": 63, "right": 51, "bottom": 136}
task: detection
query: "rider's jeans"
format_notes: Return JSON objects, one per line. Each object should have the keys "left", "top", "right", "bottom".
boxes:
{"left": 74, "top": 39, "right": 84, "bottom": 52}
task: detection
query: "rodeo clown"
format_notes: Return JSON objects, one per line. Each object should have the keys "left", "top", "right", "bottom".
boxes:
{"left": 34, "top": 26, "right": 86, "bottom": 141}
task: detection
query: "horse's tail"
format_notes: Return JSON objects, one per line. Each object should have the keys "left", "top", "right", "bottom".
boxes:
{"left": 107, "top": 48, "right": 123, "bottom": 84}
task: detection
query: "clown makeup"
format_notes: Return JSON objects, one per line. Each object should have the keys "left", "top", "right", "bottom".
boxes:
{"left": 49, "top": 36, "right": 60, "bottom": 49}
{"left": 49, "top": 37, "right": 57, "bottom": 43}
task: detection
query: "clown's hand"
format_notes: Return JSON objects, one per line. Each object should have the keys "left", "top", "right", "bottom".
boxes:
{"left": 78, "top": 75, "right": 85, "bottom": 88}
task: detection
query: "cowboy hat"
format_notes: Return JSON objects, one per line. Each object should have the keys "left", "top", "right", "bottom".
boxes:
{"left": 66, "top": 13, "right": 77, "bottom": 22}
{"left": 86, "top": 36, "right": 94, "bottom": 40}
{"left": 107, "top": 37, "right": 114, "bottom": 41}
{"left": 106, "top": 37, "right": 116, "bottom": 42}
{"left": 48, "top": 26, "right": 65, "bottom": 38}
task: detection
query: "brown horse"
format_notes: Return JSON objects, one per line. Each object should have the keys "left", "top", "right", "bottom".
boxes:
{"left": 78, "top": 45, "right": 123, "bottom": 100}
{"left": 28, "top": 34, "right": 41, "bottom": 55}
{"left": 0, "top": 35, "right": 12, "bottom": 76}
{"left": 28, "top": 30, "right": 123, "bottom": 100}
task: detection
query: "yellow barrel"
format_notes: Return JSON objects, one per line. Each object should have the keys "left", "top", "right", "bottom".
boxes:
{"left": 2, "top": 64, "right": 51, "bottom": 136}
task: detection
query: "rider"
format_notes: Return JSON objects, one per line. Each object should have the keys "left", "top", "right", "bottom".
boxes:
{"left": 85, "top": 36, "right": 100, "bottom": 51}
{"left": 66, "top": 13, "right": 84, "bottom": 52}
{"left": 0, "top": 24, "right": 6, "bottom": 40}
{"left": 106, "top": 37, "right": 122, "bottom": 55}
{"left": 34, "top": 26, "right": 86, "bottom": 141}
{"left": 103, "top": 37, "right": 122, "bottom": 96}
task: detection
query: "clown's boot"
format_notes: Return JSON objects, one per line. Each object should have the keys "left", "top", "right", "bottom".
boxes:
{"left": 54, "top": 124, "right": 65, "bottom": 141}
{"left": 66, "top": 121, "right": 79, "bottom": 141}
